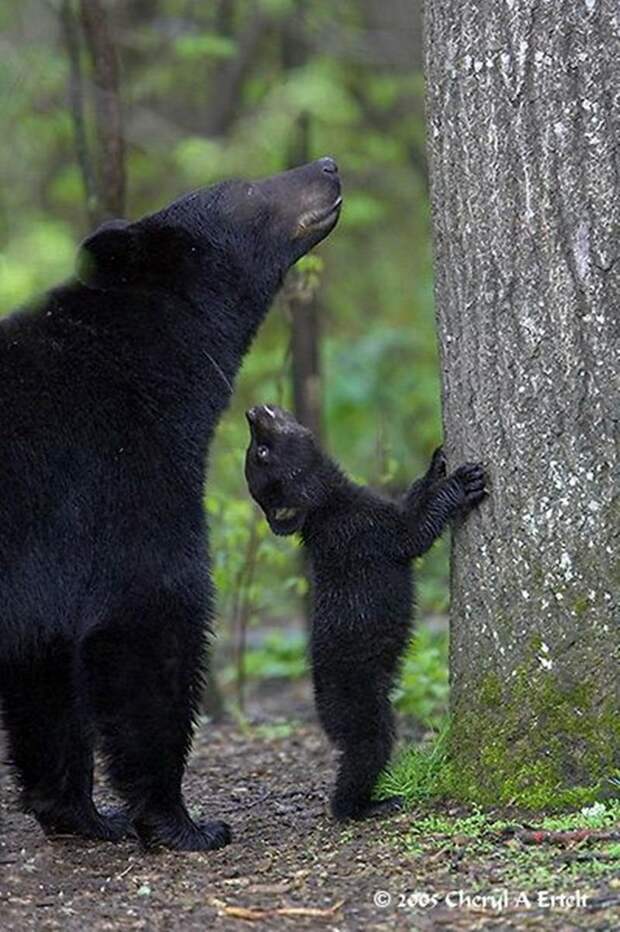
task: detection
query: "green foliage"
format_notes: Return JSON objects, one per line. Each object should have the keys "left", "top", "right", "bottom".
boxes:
{"left": 223, "top": 631, "right": 307, "bottom": 683}
{"left": 175, "top": 34, "right": 237, "bottom": 60}
{"left": 0, "top": 221, "right": 74, "bottom": 308}
{"left": 252, "top": 721, "right": 298, "bottom": 741}
{"left": 0, "top": 1, "right": 445, "bottom": 715}
{"left": 541, "top": 800, "right": 620, "bottom": 831}
{"left": 392, "top": 626, "right": 449, "bottom": 728}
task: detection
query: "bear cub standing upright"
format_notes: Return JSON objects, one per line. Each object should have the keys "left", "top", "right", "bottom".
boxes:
{"left": 245, "top": 405, "right": 486, "bottom": 820}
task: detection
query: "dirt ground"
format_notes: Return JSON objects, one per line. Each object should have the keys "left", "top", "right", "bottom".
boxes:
{"left": 1, "top": 682, "right": 618, "bottom": 931}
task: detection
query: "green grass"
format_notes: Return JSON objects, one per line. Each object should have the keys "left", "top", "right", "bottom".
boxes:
{"left": 398, "top": 800, "right": 620, "bottom": 887}
{"left": 402, "top": 799, "right": 620, "bottom": 841}
{"left": 377, "top": 720, "right": 620, "bottom": 813}
{"left": 375, "top": 725, "right": 449, "bottom": 803}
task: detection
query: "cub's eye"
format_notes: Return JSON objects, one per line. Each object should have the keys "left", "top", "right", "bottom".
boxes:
{"left": 257, "top": 445, "right": 270, "bottom": 462}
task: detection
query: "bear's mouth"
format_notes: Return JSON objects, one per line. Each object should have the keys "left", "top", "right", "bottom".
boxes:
{"left": 296, "top": 196, "right": 343, "bottom": 237}
{"left": 267, "top": 506, "right": 306, "bottom": 536}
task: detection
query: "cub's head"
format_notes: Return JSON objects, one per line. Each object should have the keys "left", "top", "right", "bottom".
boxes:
{"left": 244, "top": 405, "right": 324, "bottom": 535}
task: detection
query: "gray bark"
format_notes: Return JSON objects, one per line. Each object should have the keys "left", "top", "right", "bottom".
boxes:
{"left": 425, "top": 0, "right": 619, "bottom": 802}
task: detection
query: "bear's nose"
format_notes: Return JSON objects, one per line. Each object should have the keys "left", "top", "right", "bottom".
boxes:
{"left": 319, "top": 156, "right": 338, "bottom": 175}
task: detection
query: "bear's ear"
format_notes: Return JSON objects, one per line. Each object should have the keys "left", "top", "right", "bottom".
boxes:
{"left": 76, "top": 219, "right": 137, "bottom": 290}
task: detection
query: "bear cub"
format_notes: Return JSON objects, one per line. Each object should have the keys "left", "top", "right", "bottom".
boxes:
{"left": 244, "top": 404, "right": 486, "bottom": 821}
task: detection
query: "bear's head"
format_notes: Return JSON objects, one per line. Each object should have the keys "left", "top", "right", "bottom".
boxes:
{"left": 245, "top": 404, "right": 336, "bottom": 536}
{"left": 76, "top": 158, "right": 341, "bottom": 301}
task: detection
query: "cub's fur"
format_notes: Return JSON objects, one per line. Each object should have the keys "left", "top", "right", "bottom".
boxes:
{"left": 245, "top": 405, "right": 486, "bottom": 820}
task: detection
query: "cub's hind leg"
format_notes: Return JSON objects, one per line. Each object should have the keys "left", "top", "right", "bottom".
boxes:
{"left": 314, "top": 673, "right": 402, "bottom": 821}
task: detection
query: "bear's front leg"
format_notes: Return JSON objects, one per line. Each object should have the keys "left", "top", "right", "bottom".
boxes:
{"left": 82, "top": 585, "right": 231, "bottom": 852}
{"left": 405, "top": 461, "right": 487, "bottom": 558}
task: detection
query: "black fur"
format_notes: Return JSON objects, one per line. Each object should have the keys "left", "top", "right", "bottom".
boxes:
{"left": 244, "top": 405, "right": 486, "bottom": 821}
{"left": 0, "top": 158, "right": 341, "bottom": 849}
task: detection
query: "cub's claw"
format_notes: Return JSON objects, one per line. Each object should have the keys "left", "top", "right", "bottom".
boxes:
{"left": 354, "top": 796, "right": 406, "bottom": 821}
{"left": 332, "top": 794, "right": 406, "bottom": 822}
{"left": 427, "top": 446, "right": 447, "bottom": 482}
{"left": 453, "top": 462, "right": 487, "bottom": 507}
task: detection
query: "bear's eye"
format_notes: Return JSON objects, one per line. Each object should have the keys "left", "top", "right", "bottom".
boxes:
{"left": 257, "top": 445, "right": 270, "bottom": 462}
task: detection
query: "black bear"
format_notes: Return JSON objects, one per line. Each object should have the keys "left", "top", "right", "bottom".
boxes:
{"left": 0, "top": 158, "right": 341, "bottom": 850}
{"left": 244, "top": 405, "right": 486, "bottom": 820}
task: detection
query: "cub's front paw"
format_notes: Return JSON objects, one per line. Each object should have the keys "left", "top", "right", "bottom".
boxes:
{"left": 452, "top": 462, "right": 487, "bottom": 509}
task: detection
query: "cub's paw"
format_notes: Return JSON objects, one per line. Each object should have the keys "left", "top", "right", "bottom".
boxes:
{"left": 331, "top": 794, "right": 405, "bottom": 822}
{"left": 353, "top": 796, "right": 406, "bottom": 821}
{"left": 427, "top": 446, "right": 447, "bottom": 482}
{"left": 452, "top": 462, "right": 487, "bottom": 509}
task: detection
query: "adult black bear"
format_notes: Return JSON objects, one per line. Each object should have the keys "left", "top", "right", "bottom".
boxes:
{"left": 0, "top": 158, "right": 341, "bottom": 850}
{"left": 244, "top": 405, "right": 486, "bottom": 820}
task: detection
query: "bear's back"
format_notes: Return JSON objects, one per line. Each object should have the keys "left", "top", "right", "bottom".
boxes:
{"left": 0, "top": 281, "right": 212, "bottom": 645}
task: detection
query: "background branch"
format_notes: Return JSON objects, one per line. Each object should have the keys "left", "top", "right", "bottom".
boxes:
{"left": 59, "top": 0, "right": 98, "bottom": 226}
{"left": 79, "top": 0, "right": 126, "bottom": 220}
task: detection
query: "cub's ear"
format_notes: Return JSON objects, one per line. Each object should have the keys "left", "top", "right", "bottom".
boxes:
{"left": 76, "top": 219, "right": 137, "bottom": 290}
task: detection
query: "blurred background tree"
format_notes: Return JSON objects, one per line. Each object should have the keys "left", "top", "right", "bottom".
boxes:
{"left": 0, "top": 0, "right": 447, "bottom": 726}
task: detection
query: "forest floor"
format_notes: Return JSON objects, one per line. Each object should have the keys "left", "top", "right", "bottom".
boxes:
{"left": 1, "top": 679, "right": 619, "bottom": 932}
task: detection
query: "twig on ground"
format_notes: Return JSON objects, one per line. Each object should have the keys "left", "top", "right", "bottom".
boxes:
{"left": 500, "top": 826, "right": 620, "bottom": 846}
{"left": 211, "top": 897, "right": 345, "bottom": 921}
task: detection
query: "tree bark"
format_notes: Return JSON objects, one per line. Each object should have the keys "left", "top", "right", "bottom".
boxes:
{"left": 425, "top": 0, "right": 619, "bottom": 807}
{"left": 281, "top": 9, "right": 323, "bottom": 627}
{"left": 80, "top": 0, "right": 126, "bottom": 220}
{"left": 282, "top": 4, "right": 323, "bottom": 441}
{"left": 205, "top": 5, "right": 268, "bottom": 138}
{"left": 286, "top": 112, "right": 323, "bottom": 442}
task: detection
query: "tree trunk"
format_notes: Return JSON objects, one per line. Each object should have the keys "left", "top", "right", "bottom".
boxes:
{"left": 281, "top": 7, "right": 322, "bottom": 627}
{"left": 60, "top": 0, "right": 99, "bottom": 227}
{"left": 281, "top": 1, "right": 323, "bottom": 443}
{"left": 287, "top": 113, "right": 323, "bottom": 442}
{"left": 425, "top": 0, "right": 619, "bottom": 808}
{"left": 80, "top": 0, "right": 126, "bottom": 221}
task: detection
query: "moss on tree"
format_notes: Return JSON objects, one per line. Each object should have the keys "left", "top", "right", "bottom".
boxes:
{"left": 443, "top": 650, "right": 620, "bottom": 811}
